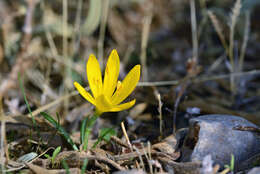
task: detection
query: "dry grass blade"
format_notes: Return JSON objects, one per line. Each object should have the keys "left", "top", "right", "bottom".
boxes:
{"left": 239, "top": 10, "right": 250, "bottom": 72}
{"left": 229, "top": 0, "right": 241, "bottom": 94}
{"left": 190, "top": 0, "right": 198, "bottom": 61}
{"left": 154, "top": 89, "right": 163, "bottom": 140}
{"left": 208, "top": 11, "right": 228, "bottom": 55}
{"left": 121, "top": 122, "right": 133, "bottom": 152}
{"left": 229, "top": 0, "right": 242, "bottom": 69}
{"left": 98, "top": 0, "right": 110, "bottom": 71}
{"left": 5, "top": 147, "right": 54, "bottom": 172}
{"left": 133, "top": 146, "right": 145, "bottom": 170}
{"left": 0, "top": 96, "right": 7, "bottom": 173}
{"left": 140, "top": 1, "right": 153, "bottom": 82}
{"left": 26, "top": 90, "right": 78, "bottom": 118}
{"left": 26, "top": 163, "right": 81, "bottom": 174}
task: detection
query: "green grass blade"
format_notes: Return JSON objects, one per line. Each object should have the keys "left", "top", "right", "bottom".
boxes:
{"left": 18, "top": 73, "right": 36, "bottom": 127}
{"left": 83, "top": 114, "right": 98, "bottom": 151}
{"left": 40, "top": 112, "right": 78, "bottom": 151}
{"left": 80, "top": 117, "right": 89, "bottom": 144}
{"left": 230, "top": 154, "right": 235, "bottom": 171}
{"left": 51, "top": 146, "right": 61, "bottom": 165}
{"left": 81, "top": 158, "right": 88, "bottom": 174}
{"left": 92, "top": 127, "right": 116, "bottom": 149}
{"left": 61, "top": 159, "right": 70, "bottom": 174}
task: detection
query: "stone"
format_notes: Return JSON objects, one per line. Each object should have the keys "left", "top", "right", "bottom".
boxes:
{"left": 181, "top": 114, "right": 260, "bottom": 171}
{"left": 248, "top": 167, "right": 260, "bottom": 174}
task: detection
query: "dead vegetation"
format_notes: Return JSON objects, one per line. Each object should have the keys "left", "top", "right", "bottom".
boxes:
{"left": 0, "top": 0, "right": 260, "bottom": 173}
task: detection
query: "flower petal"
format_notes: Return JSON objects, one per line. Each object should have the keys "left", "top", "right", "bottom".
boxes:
{"left": 103, "top": 49, "right": 120, "bottom": 98}
{"left": 112, "top": 65, "right": 141, "bottom": 105}
{"left": 74, "top": 82, "right": 96, "bottom": 105}
{"left": 110, "top": 99, "right": 136, "bottom": 112}
{"left": 87, "top": 54, "right": 103, "bottom": 98}
{"left": 95, "top": 94, "right": 112, "bottom": 114}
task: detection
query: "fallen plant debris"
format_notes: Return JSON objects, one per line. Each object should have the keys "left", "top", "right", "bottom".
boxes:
{"left": 0, "top": 0, "right": 260, "bottom": 173}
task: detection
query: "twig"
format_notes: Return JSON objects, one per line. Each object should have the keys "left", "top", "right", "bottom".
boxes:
{"left": 138, "top": 69, "right": 260, "bottom": 87}
{"left": 56, "top": 151, "right": 125, "bottom": 171}
{"left": 110, "top": 136, "right": 129, "bottom": 148}
{"left": 154, "top": 89, "right": 163, "bottom": 140}
{"left": 26, "top": 90, "right": 79, "bottom": 118}
{"left": 158, "top": 157, "right": 201, "bottom": 174}
{"left": 133, "top": 146, "right": 145, "bottom": 170}
{"left": 121, "top": 122, "right": 133, "bottom": 152}
{"left": 143, "top": 142, "right": 153, "bottom": 174}
{"left": 4, "top": 147, "right": 54, "bottom": 172}
{"left": 82, "top": 155, "right": 125, "bottom": 171}
{"left": 114, "top": 149, "right": 173, "bottom": 161}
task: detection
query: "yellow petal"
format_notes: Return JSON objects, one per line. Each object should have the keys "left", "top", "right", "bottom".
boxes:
{"left": 103, "top": 49, "right": 120, "bottom": 98}
{"left": 112, "top": 65, "right": 141, "bottom": 105}
{"left": 74, "top": 82, "right": 96, "bottom": 105}
{"left": 87, "top": 54, "right": 103, "bottom": 98}
{"left": 110, "top": 99, "right": 136, "bottom": 112}
{"left": 95, "top": 94, "right": 113, "bottom": 114}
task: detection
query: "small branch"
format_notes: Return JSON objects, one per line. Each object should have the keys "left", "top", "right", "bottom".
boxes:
{"left": 121, "top": 122, "right": 133, "bottom": 152}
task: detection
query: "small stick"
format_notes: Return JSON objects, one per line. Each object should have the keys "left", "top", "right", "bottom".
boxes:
{"left": 121, "top": 122, "right": 133, "bottom": 152}
{"left": 143, "top": 142, "right": 153, "bottom": 174}
{"left": 133, "top": 146, "right": 145, "bottom": 170}
{"left": 154, "top": 89, "right": 163, "bottom": 140}
{"left": 110, "top": 136, "right": 129, "bottom": 148}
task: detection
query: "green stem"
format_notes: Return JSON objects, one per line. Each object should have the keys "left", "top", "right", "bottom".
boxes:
{"left": 83, "top": 112, "right": 99, "bottom": 151}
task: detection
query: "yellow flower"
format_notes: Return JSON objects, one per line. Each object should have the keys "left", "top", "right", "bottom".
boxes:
{"left": 74, "top": 49, "right": 141, "bottom": 115}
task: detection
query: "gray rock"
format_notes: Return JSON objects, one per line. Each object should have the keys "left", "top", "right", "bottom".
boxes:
{"left": 181, "top": 114, "right": 260, "bottom": 171}
{"left": 248, "top": 167, "right": 260, "bottom": 174}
